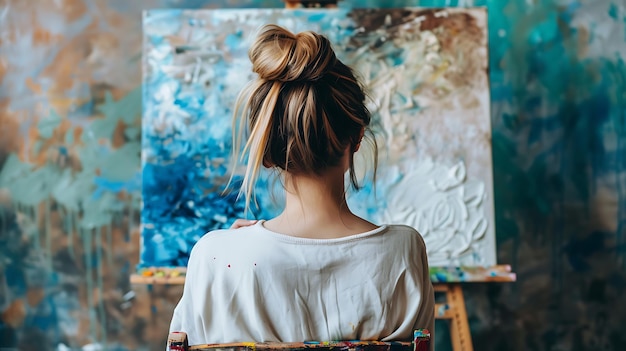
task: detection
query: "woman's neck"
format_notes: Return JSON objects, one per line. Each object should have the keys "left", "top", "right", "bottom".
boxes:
{"left": 283, "top": 171, "right": 349, "bottom": 220}
{"left": 263, "top": 168, "right": 378, "bottom": 239}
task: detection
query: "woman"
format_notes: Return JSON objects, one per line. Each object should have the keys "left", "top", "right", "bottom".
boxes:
{"left": 169, "top": 24, "right": 434, "bottom": 347}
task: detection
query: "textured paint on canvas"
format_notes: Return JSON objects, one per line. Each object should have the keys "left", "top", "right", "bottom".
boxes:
{"left": 142, "top": 8, "right": 495, "bottom": 268}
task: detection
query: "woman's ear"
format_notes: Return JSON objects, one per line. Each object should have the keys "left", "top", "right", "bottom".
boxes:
{"left": 354, "top": 127, "right": 365, "bottom": 152}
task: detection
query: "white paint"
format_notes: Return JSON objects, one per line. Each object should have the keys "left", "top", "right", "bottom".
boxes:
{"left": 350, "top": 10, "right": 495, "bottom": 266}
{"left": 569, "top": 0, "right": 626, "bottom": 59}
{"left": 382, "top": 159, "right": 489, "bottom": 266}
{"left": 362, "top": 29, "right": 448, "bottom": 157}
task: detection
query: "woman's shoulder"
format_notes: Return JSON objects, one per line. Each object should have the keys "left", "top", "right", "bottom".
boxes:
{"left": 384, "top": 224, "right": 423, "bottom": 239}
{"left": 192, "top": 224, "right": 263, "bottom": 254}
{"left": 382, "top": 224, "right": 427, "bottom": 250}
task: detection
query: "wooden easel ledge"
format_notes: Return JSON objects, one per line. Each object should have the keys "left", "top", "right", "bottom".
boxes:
{"left": 430, "top": 264, "right": 516, "bottom": 283}
{"left": 130, "top": 265, "right": 515, "bottom": 285}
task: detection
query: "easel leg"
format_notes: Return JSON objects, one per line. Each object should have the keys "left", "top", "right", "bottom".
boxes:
{"left": 448, "top": 285, "right": 473, "bottom": 351}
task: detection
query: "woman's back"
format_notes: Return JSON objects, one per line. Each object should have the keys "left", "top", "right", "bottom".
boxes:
{"left": 169, "top": 221, "right": 434, "bottom": 344}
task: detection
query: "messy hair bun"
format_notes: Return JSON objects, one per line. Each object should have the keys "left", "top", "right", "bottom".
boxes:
{"left": 249, "top": 25, "right": 336, "bottom": 82}
{"left": 232, "top": 24, "right": 376, "bottom": 210}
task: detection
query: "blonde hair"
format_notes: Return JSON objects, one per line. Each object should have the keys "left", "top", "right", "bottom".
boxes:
{"left": 232, "top": 24, "right": 376, "bottom": 210}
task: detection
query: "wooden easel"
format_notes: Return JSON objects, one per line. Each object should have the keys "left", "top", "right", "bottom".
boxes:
{"left": 434, "top": 284, "right": 472, "bottom": 351}
{"left": 430, "top": 265, "right": 516, "bottom": 351}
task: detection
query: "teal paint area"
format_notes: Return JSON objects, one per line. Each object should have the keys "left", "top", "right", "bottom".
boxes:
{"left": 0, "top": 0, "right": 625, "bottom": 350}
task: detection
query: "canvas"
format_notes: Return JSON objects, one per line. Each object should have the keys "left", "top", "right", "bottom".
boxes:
{"left": 141, "top": 8, "right": 495, "bottom": 268}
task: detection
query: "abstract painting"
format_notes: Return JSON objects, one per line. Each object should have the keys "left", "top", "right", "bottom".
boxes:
{"left": 142, "top": 8, "right": 495, "bottom": 268}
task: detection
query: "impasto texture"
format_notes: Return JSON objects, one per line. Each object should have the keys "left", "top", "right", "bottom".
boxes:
{"left": 142, "top": 8, "right": 495, "bottom": 268}
{"left": 1, "top": 0, "right": 625, "bottom": 351}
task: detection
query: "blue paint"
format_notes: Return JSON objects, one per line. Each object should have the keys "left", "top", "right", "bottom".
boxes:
{"left": 5, "top": 264, "right": 28, "bottom": 296}
{"left": 224, "top": 33, "right": 242, "bottom": 50}
{"left": 307, "top": 12, "right": 327, "bottom": 22}
{"left": 434, "top": 273, "right": 447, "bottom": 282}
{"left": 609, "top": 3, "right": 619, "bottom": 19}
{"left": 93, "top": 173, "right": 141, "bottom": 196}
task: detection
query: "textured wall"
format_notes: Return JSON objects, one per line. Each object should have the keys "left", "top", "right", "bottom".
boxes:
{"left": 0, "top": 0, "right": 625, "bottom": 350}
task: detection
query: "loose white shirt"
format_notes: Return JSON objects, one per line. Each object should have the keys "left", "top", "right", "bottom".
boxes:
{"left": 169, "top": 221, "right": 434, "bottom": 346}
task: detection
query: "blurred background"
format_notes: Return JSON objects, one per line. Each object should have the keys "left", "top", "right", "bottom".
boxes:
{"left": 0, "top": 0, "right": 624, "bottom": 350}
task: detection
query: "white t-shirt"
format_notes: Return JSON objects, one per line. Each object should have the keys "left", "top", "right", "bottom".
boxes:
{"left": 169, "top": 221, "right": 434, "bottom": 346}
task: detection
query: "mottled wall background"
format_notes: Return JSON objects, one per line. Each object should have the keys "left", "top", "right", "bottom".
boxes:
{"left": 0, "top": 0, "right": 624, "bottom": 351}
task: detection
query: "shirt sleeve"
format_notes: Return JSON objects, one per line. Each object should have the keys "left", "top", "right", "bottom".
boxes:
{"left": 168, "top": 238, "right": 207, "bottom": 345}
{"left": 412, "top": 233, "right": 435, "bottom": 351}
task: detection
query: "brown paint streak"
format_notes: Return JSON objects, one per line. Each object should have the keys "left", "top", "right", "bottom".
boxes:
{"left": 59, "top": 0, "right": 88, "bottom": 22}
{"left": 25, "top": 116, "right": 85, "bottom": 170}
{"left": 165, "top": 34, "right": 188, "bottom": 47}
{"left": 350, "top": 8, "right": 420, "bottom": 32}
{"left": 420, "top": 11, "right": 476, "bottom": 33}
{"left": 116, "top": 190, "right": 129, "bottom": 201}
{"left": 32, "top": 27, "right": 59, "bottom": 45}
{"left": 0, "top": 58, "right": 7, "bottom": 84}
{"left": 48, "top": 96, "right": 79, "bottom": 116}
{"left": 112, "top": 120, "right": 127, "bottom": 148}
{"left": 422, "top": 12, "right": 484, "bottom": 52}
{"left": 87, "top": 32, "right": 120, "bottom": 66}
{"left": 26, "top": 287, "right": 46, "bottom": 307}
{"left": 73, "top": 125, "right": 84, "bottom": 145}
{"left": 1, "top": 299, "right": 26, "bottom": 328}
{"left": 433, "top": 13, "right": 486, "bottom": 93}
{"left": 74, "top": 296, "right": 93, "bottom": 345}
{"left": 25, "top": 77, "right": 42, "bottom": 94}
{"left": 108, "top": 87, "right": 129, "bottom": 101}
{"left": 41, "top": 20, "right": 99, "bottom": 94}
{"left": 0, "top": 101, "right": 23, "bottom": 165}
{"left": 577, "top": 26, "right": 590, "bottom": 57}
{"left": 48, "top": 210, "right": 71, "bottom": 253}
{"left": 43, "top": 46, "right": 84, "bottom": 93}
{"left": 107, "top": 11, "right": 126, "bottom": 29}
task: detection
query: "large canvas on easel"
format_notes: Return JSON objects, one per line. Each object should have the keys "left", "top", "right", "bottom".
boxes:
{"left": 142, "top": 8, "right": 495, "bottom": 268}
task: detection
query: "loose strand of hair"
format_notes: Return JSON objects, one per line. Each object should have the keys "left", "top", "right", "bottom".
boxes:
{"left": 225, "top": 80, "right": 262, "bottom": 194}
{"left": 240, "top": 81, "right": 282, "bottom": 213}
{"left": 286, "top": 86, "right": 315, "bottom": 171}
